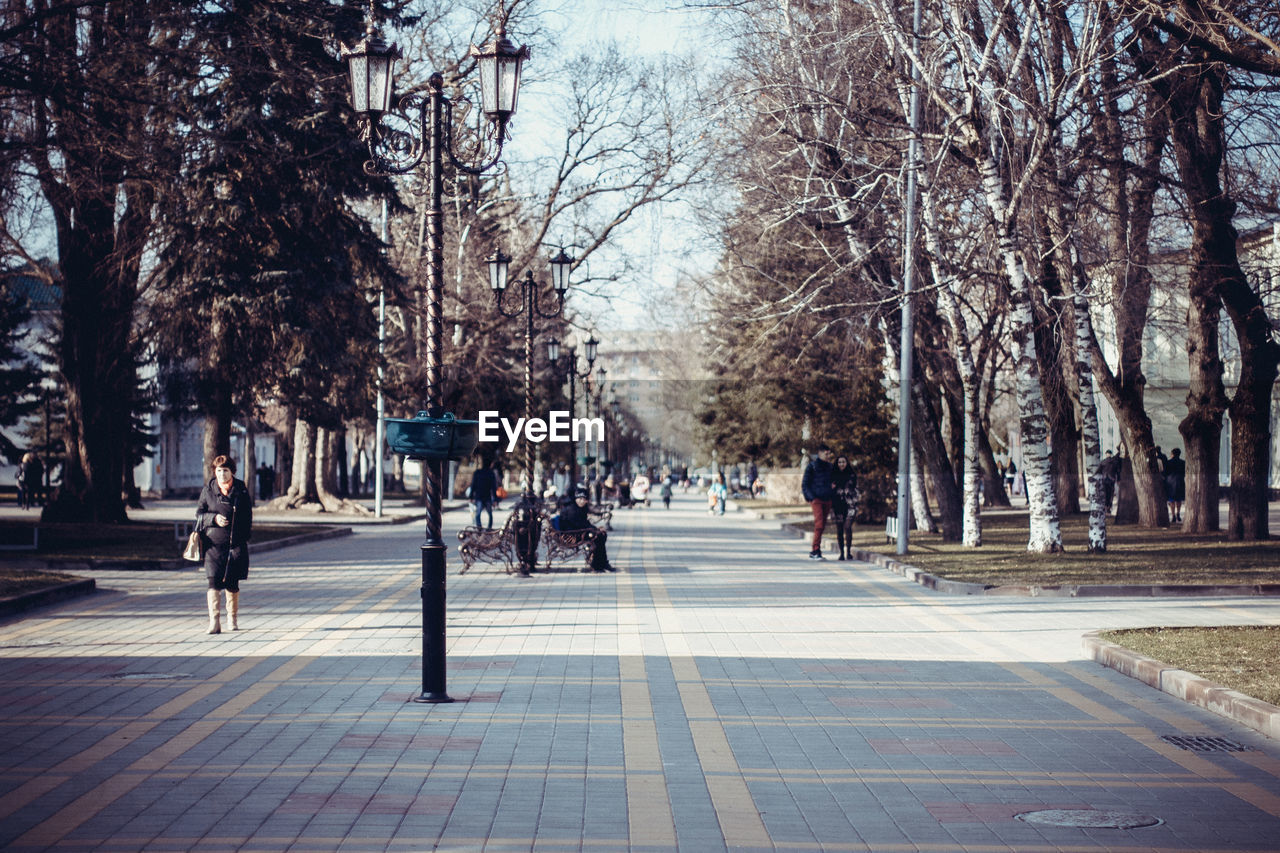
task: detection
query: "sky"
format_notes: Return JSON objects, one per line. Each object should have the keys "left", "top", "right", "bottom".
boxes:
{"left": 504, "top": 0, "right": 730, "bottom": 335}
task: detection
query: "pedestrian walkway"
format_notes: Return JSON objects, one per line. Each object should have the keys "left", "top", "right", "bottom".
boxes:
{"left": 1, "top": 491, "right": 1279, "bottom": 851}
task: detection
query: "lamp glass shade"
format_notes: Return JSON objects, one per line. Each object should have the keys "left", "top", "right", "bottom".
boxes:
{"left": 584, "top": 335, "right": 599, "bottom": 364}
{"left": 471, "top": 30, "right": 530, "bottom": 123}
{"left": 549, "top": 248, "right": 574, "bottom": 294}
{"left": 343, "top": 36, "right": 399, "bottom": 114}
{"left": 546, "top": 338, "right": 561, "bottom": 363}
{"left": 487, "top": 250, "right": 511, "bottom": 292}
{"left": 597, "top": 366, "right": 607, "bottom": 385}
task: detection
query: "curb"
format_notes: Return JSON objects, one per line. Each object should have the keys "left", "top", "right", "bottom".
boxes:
{"left": 1082, "top": 631, "right": 1280, "bottom": 740}
{"left": 0, "top": 526, "right": 353, "bottom": 572}
{"left": 0, "top": 578, "right": 97, "bottom": 618}
{"left": 769, "top": 519, "right": 1280, "bottom": 598}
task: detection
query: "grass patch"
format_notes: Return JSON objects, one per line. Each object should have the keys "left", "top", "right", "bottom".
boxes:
{"left": 1100, "top": 626, "right": 1280, "bottom": 707}
{"left": 0, "top": 521, "right": 326, "bottom": 561}
{"left": 0, "top": 520, "right": 336, "bottom": 600}
{"left": 795, "top": 510, "right": 1280, "bottom": 587}
{"left": 0, "top": 569, "right": 80, "bottom": 597}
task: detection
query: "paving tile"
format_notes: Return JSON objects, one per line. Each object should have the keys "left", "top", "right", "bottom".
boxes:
{"left": 1, "top": 495, "right": 1279, "bottom": 850}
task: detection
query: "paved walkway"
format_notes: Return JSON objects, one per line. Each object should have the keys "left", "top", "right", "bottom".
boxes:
{"left": 1, "top": 492, "right": 1279, "bottom": 851}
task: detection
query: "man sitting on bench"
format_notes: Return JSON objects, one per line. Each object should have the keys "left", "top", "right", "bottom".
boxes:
{"left": 558, "top": 486, "right": 615, "bottom": 572}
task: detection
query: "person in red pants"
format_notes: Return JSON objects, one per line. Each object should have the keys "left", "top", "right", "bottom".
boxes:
{"left": 801, "top": 446, "right": 835, "bottom": 559}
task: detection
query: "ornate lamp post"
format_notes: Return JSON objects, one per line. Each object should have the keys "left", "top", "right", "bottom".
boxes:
{"left": 547, "top": 334, "right": 599, "bottom": 489}
{"left": 487, "top": 248, "right": 574, "bottom": 575}
{"left": 592, "top": 366, "right": 608, "bottom": 493}
{"left": 341, "top": 19, "right": 529, "bottom": 703}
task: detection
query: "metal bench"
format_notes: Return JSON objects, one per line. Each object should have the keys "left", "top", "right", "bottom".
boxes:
{"left": 540, "top": 515, "right": 600, "bottom": 573}
{"left": 457, "top": 513, "right": 519, "bottom": 575}
{"left": 458, "top": 503, "right": 606, "bottom": 575}
{"left": 588, "top": 502, "right": 614, "bottom": 531}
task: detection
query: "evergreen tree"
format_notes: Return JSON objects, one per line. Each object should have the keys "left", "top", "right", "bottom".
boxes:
{"left": 148, "top": 0, "right": 399, "bottom": 470}
{"left": 0, "top": 277, "right": 42, "bottom": 462}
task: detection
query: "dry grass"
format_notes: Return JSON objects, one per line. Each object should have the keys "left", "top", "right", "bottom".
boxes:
{"left": 0, "top": 521, "right": 336, "bottom": 601}
{"left": 0, "top": 569, "right": 80, "bottom": 597}
{"left": 0, "top": 521, "right": 321, "bottom": 561}
{"left": 818, "top": 510, "right": 1280, "bottom": 587}
{"left": 1100, "top": 626, "right": 1280, "bottom": 707}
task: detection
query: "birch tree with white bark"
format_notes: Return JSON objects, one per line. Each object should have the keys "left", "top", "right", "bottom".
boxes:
{"left": 863, "top": 0, "right": 1113, "bottom": 551}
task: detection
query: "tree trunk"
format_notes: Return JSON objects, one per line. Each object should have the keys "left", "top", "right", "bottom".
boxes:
{"left": 277, "top": 408, "right": 296, "bottom": 499}
{"left": 975, "top": 148, "right": 1061, "bottom": 552}
{"left": 276, "top": 418, "right": 318, "bottom": 508}
{"left": 1149, "top": 17, "right": 1276, "bottom": 540}
{"left": 336, "top": 426, "right": 349, "bottom": 498}
{"left": 977, "top": 426, "right": 1011, "bottom": 507}
{"left": 1071, "top": 254, "right": 1108, "bottom": 551}
{"left": 313, "top": 427, "right": 372, "bottom": 515}
{"left": 921, "top": 182, "right": 982, "bottom": 545}
{"left": 244, "top": 423, "right": 257, "bottom": 505}
{"left": 1031, "top": 255, "right": 1081, "bottom": 517}
{"left": 1178, "top": 284, "right": 1227, "bottom": 533}
{"left": 911, "top": 364, "right": 962, "bottom": 541}
{"left": 908, "top": 442, "right": 937, "bottom": 534}
{"left": 201, "top": 375, "right": 233, "bottom": 476}
{"left": 1085, "top": 49, "right": 1169, "bottom": 528}
{"left": 30, "top": 5, "right": 157, "bottom": 526}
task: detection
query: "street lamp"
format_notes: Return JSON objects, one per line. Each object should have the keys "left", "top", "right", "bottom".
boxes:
{"left": 592, "top": 365, "right": 607, "bottom": 493}
{"left": 488, "top": 249, "right": 574, "bottom": 575}
{"left": 342, "top": 18, "right": 528, "bottom": 704}
{"left": 547, "top": 334, "right": 599, "bottom": 489}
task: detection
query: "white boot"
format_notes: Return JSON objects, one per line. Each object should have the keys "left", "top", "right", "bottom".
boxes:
{"left": 226, "top": 591, "right": 239, "bottom": 631}
{"left": 206, "top": 589, "right": 221, "bottom": 635}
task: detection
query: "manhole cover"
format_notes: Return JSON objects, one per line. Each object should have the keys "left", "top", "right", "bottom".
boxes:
{"left": 1161, "top": 735, "right": 1248, "bottom": 753}
{"left": 113, "top": 672, "right": 191, "bottom": 681}
{"left": 1016, "top": 809, "right": 1162, "bottom": 829}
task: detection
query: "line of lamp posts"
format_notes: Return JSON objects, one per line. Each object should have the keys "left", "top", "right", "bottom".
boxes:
{"left": 342, "top": 15, "right": 628, "bottom": 703}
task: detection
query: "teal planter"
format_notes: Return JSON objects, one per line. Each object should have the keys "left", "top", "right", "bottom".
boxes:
{"left": 385, "top": 412, "right": 480, "bottom": 461}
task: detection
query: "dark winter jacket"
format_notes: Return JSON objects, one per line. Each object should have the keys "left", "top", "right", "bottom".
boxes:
{"left": 801, "top": 456, "right": 835, "bottom": 502}
{"left": 1163, "top": 456, "right": 1186, "bottom": 501}
{"left": 557, "top": 499, "right": 595, "bottom": 532}
{"left": 470, "top": 466, "right": 498, "bottom": 503}
{"left": 197, "top": 477, "right": 253, "bottom": 582}
{"left": 832, "top": 465, "right": 858, "bottom": 517}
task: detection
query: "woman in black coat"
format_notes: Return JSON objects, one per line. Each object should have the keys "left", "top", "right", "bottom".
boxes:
{"left": 196, "top": 455, "right": 253, "bottom": 634}
{"left": 831, "top": 455, "right": 859, "bottom": 561}
{"left": 1163, "top": 448, "right": 1187, "bottom": 524}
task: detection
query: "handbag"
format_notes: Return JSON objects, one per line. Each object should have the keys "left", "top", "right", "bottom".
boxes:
{"left": 183, "top": 528, "right": 204, "bottom": 562}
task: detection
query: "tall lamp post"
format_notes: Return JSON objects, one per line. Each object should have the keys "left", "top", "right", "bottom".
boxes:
{"left": 341, "top": 19, "right": 529, "bottom": 703}
{"left": 592, "top": 366, "right": 607, "bottom": 491}
{"left": 547, "top": 335, "right": 599, "bottom": 489}
{"left": 487, "top": 249, "right": 574, "bottom": 575}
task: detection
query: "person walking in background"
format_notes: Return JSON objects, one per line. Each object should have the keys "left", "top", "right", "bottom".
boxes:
{"left": 256, "top": 463, "right": 274, "bottom": 501}
{"left": 801, "top": 445, "right": 835, "bottom": 559}
{"left": 1100, "top": 449, "right": 1120, "bottom": 511}
{"left": 469, "top": 455, "right": 498, "bottom": 530}
{"left": 708, "top": 472, "right": 728, "bottom": 515}
{"left": 18, "top": 452, "right": 43, "bottom": 509}
{"left": 1163, "top": 448, "right": 1186, "bottom": 523}
{"left": 196, "top": 455, "right": 252, "bottom": 635}
{"left": 831, "top": 454, "right": 859, "bottom": 561}
{"left": 660, "top": 476, "right": 672, "bottom": 509}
